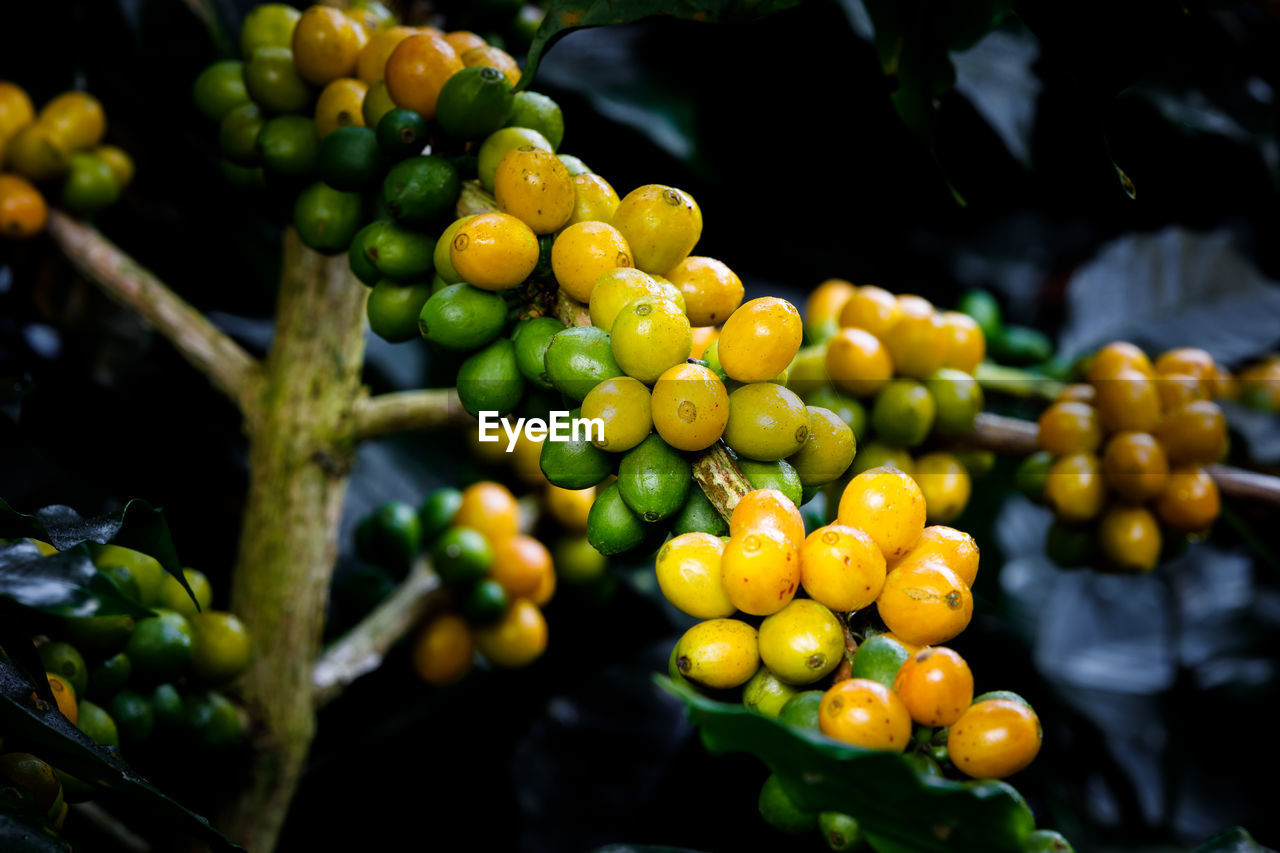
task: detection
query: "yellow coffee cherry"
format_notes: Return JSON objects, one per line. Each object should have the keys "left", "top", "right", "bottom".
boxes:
{"left": 551, "top": 221, "right": 632, "bottom": 303}
{"left": 785, "top": 344, "right": 829, "bottom": 399}
{"left": 720, "top": 528, "right": 801, "bottom": 616}
{"left": 580, "top": 376, "right": 653, "bottom": 452}
{"left": 787, "top": 406, "right": 855, "bottom": 487}
{"left": 314, "top": 77, "right": 368, "bottom": 138}
{"left": 461, "top": 45, "right": 520, "bottom": 87}
{"left": 610, "top": 297, "right": 692, "bottom": 384}
{"left": 589, "top": 267, "right": 679, "bottom": 331}
{"left": 494, "top": 145, "right": 575, "bottom": 234}
{"left": 892, "top": 525, "right": 979, "bottom": 587}
{"left": 819, "top": 678, "right": 912, "bottom": 752}
{"left": 474, "top": 599, "right": 548, "bottom": 668}
{"left": 1101, "top": 431, "right": 1169, "bottom": 502}
{"left": 877, "top": 561, "right": 973, "bottom": 646}
{"left": 611, "top": 184, "right": 702, "bottom": 274}
{"left": 1043, "top": 452, "right": 1105, "bottom": 523}
{"left": 825, "top": 328, "right": 893, "bottom": 397}
{"left": 412, "top": 613, "right": 474, "bottom": 686}
{"left": 948, "top": 698, "right": 1042, "bottom": 779}
{"left": 758, "top": 599, "right": 844, "bottom": 685}
{"left": 1087, "top": 341, "right": 1154, "bottom": 383}
{"left": 1094, "top": 367, "right": 1161, "bottom": 433}
{"left": 913, "top": 453, "right": 971, "bottom": 524}
{"left": 655, "top": 533, "right": 734, "bottom": 619}
{"left": 673, "top": 618, "right": 760, "bottom": 689}
{"left": 799, "top": 524, "right": 886, "bottom": 613}
{"left": 39, "top": 91, "right": 106, "bottom": 152}
{"left": 718, "top": 297, "right": 802, "bottom": 383}
{"left": 838, "top": 284, "right": 901, "bottom": 337}
{"left": 689, "top": 325, "right": 719, "bottom": 360}
{"left": 292, "top": 5, "right": 369, "bottom": 87}
{"left": 356, "top": 25, "right": 417, "bottom": 84}
{"left": 544, "top": 485, "right": 594, "bottom": 532}
{"left": 94, "top": 145, "right": 135, "bottom": 189}
{"left": 940, "top": 311, "right": 985, "bottom": 374}
{"left": 651, "top": 363, "right": 730, "bottom": 451}
{"left": 837, "top": 466, "right": 926, "bottom": 562}
{"left": 450, "top": 212, "right": 540, "bottom": 291}
{"left": 723, "top": 382, "right": 810, "bottom": 462}
{"left": 805, "top": 278, "right": 857, "bottom": 336}
{"left": 1098, "top": 504, "right": 1161, "bottom": 573}
{"left": 665, "top": 256, "right": 744, "bottom": 327}
{"left": 882, "top": 295, "right": 947, "bottom": 379}
{"left": 569, "top": 172, "right": 620, "bottom": 225}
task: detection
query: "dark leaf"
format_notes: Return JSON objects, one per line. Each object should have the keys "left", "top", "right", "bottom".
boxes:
{"left": 0, "top": 499, "right": 197, "bottom": 611}
{"left": 0, "top": 657, "right": 241, "bottom": 850}
{"left": 0, "top": 542, "right": 152, "bottom": 619}
{"left": 657, "top": 676, "right": 1037, "bottom": 853}
{"left": 0, "top": 813, "right": 71, "bottom": 853}
{"left": 1192, "top": 827, "right": 1269, "bottom": 852}
{"left": 0, "top": 602, "right": 56, "bottom": 705}
{"left": 520, "top": 0, "right": 804, "bottom": 91}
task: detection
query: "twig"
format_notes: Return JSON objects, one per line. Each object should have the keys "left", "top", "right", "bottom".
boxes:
{"left": 350, "top": 388, "right": 470, "bottom": 441}
{"left": 554, "top": 289, "right": 592, "bottom": 327}
{"left": 312, "top": 558, "right": 446, "bottom": 706}
{"left": 456, "top": 180, "right": 498, "bottom": 218}
{"left": 968, "top": 412, "right": 1280, "bottom": 507}
{"left": 46, "top": 211, "right": 263, "bottom": 414}
{"left": 975, "top": 362, "right": 1065, "bottom": 401}
{"left": 691, "top": 443, "right": 753, "bottom": 522}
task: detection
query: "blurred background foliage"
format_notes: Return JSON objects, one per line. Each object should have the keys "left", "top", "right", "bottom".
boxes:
{"left": 2, "top": 0, "right": 1279, "bottom": 850}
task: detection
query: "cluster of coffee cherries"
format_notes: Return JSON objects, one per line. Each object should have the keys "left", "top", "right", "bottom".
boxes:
{"left": 1, "top": 82, "right": 134, "bottom": 239}
{"left": 1020, "top": 342, "right": 1231, "bottom": 571}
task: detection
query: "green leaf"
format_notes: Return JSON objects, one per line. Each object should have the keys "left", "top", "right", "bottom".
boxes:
{"left": 0, "top": 657, "right": 242, "bottom": 850}
{"left": 657, "top": 675, "right": 1036, "bottom": 853}
{"left": 519, "top": 0, "right": 804, "bottom": 91}
{"left": 0, "top": 498, "right": 197, "bottom": 611}
{"left": 0, "top": 812, "right": 71, "bottom": 853}
{"left": 1192, "top": 827, "right": 1268, "bottom": 853}
{"left": 0, "top": 542, "right": 153, "bottom": 619}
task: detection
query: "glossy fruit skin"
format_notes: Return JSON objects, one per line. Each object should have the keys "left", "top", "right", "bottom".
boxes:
{"left": 893, "top": 646, "right": 973, "bottom": 726}
{"left": 837, "top": 466, "right": 926, "bottom": 562}
{"left": 819, "top": 811, "right": 865, "bottom": 852}
{"left": 838, "top": 285, "right": 900, "bottom": 337}
{"left": 125, "top": 610, "right": 195, "bottom": 680}
{"left": 240, "top": 4, "right": 301, "bottom": 58}
{"left": 455, "top": 481, "right": 520, "bottom": 543}
{"left": 849, "top": 634, "right": 909, "bottom": 687}
{"left": 758, "top": 774, "right": 817, "bottom": 835}
{"left": 1037, "top": 401, "right": 1102, "bottom": 455}
{"left": 877, "top": 561, "right": 973, "bottom": 646}
{"left": 717, "top": 297, "right": 802, "bottom": 383}
{"left": 385, "top": 33, "right": 463, "bottom": 119}
{"left": 1101, "top": 431, "right": 1169, "bottom": 502}
{"left": 1087, "top": 341, "right": 1153, "bottom": 384}
{"left": 219, "top": 102, "right": 266, "bottom": 166}
{"left": 588, "top": 267, "right": 664, "bottom": 330}
{"left": 418, "top": 283, "right": 505, "bottom": 351}
{"left": 914, "top": 452, "right": 972, "bottom": 524}
{"left": 383, "top": 154, "right": 460, "bottom": 226}
{"left": 1095, "top": 367, "right": 1161, "bottom": 433}
{"left": 925, "top": 367, "right": 982, "bottom": 436}
{"left": 243, "top": 46, "right": 312, "bottom": 114}
{"left": 461, "top": 45, "right": 521, "bottom": 86}
{"left": 611, "top": 297, "right": 691, "bottom": 384}
{"left": 580, "top": 376, "right": 652, "bottom": 452}
{"left": 611, "top": 184, "right": 702, "bottom": 274}
{"left": 723, "top": 382, "right": 810, "bottom": 462}
{"left": 618, "top": 434, "right": 690, "bottom": 522}
{"left": 569, "top": 172, "right": 619, "bottom": 224}
{"left": 189, "top": 611, "right": 254, "bottom": 682}
{"left": 39, "top": 642, "right": 88, "bottom": 699}
{"left": 883, "top": 295, "right": 946, "bottom": 379}
{"left": 743, "top": 667, "right": 800, "bottom": 717}
{"left": 490, "top": 534, "right": 554, "bottom": 600}
{"left": 47, "top": 672, "right": 79, "bottom": 723}
{"left": 819, "top": 678, "right": 912, "bottom": 752}
{"left": 364, "top": 219, "right": 435, "bottom": 280}
{"left": 538, "top": 408, "right": 613, "bottom": 489}
{"left": 544, "top": 326, "right": 624, "bottom": 400}
{"left": 294, "top": 181, "right": 362, "bottom": 253}
{"left": 1098, "top": 504, "right": 1161, "bottom": 572}
{"left": 476, "top": 598, "right": 548, "bottom": 667}
{"left": 357, "top": 25, "right": 417, "bottom": 84}
{"left": 758, "top": 599, "right": 844, "bottom": 685}
{"left": 1154, "top": 466, "right": 1220, "bottom": 532}
{"left": 1044, "top": 452, "right": 1106, "bottom": 523}
{"left": 0, "top": 753, "right": 62, "bottom": 813}
{"left": 193, "top": 60, "right": 251, "bottom": 123}
{"left": 494, "top": 145, "right": 575, "bottom": 234}
{"left": 674, "top": 618, "right": 759, "bottom": 689}
{"left": 655, "top": 533, "right": 734, "bottom": 618}
{"left": 258, "top": 114, "right": 319, "bottom": 180}
{"left": 93, "top": 544, "right": 165, "bottom": 606}
{"left": 651, "top": 363, "right": 729, "bottom": 452}
{"left": 665, "top": 256, "right": 744, "bottom": 326}
{"left": 948, "top": 698, "right": 1042, "bottom": 779}
{"left": 894, "top": 525, "right": 979, "bottom": 587}
{"left": 1156, "top": 400, "right": 1226, "bottom": 465}
{"left": 0, "top": 174, "right": 48, "bottom": 239}
{"left": 449, "top": 211, "right": 539, "bottom": 291}
{"left": 510, "top": 316, "right": 564, "bottom": 389}
{"left": 805, "top": 278, "right": 857, "bottom": 339}
{"left": 551, "top": 220, "right": 632, "bottom": 303}
{"left": 940, "top": 311, "right": 985, "bottom": 374}
{"left": 158, "top": 567, "right": 213, "bottom": 619}
{"left": 799, "top": 524, "right": 886, "bottom": 612}
{"left": 6, "top": 121, "right": 70, "bottom": 181}
{"left": 314, "top": 78, "right": 368, "bottom": 139}
{"left": 730, "top": 488, "right": 805, "bottom": 547}
{"left": 587, "top": 481, "right": 648, "bottom": 555}
{"left": 505, "top": 90, "right": 565, "bottom": 149}
{"left": 76, "top": 699, "right": 119, "bottom": 747}
{"left": 826, "top": 327, "right": 893, "bottom": 397}
{"left": 871, "top": 380, "right": 936, "bottom": 447}
{"left": 738, "top": 459, "right": 803, "bottom": 508}
{"left": 477, "top": 126, "right": 552, "bottom": 190}
{"left": 412, "top": 613, "right": 474, "bottom": 685}
{"left": 672, "top": 487, "right": 729, "bottom": 538}
{"left": 62, "top": 152, "right": 122, "bottom": 215}
{"left": 40, "top": 91, "right": 106, "bottom": 152}
{"left": 721, "top": 527, "right": 800, "bottom": 616}
{"left": 436, "top": 65, "right": 515, "bottom": 141}
{"left": 292, "top": 6, "right": 368, "bottom": 87}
